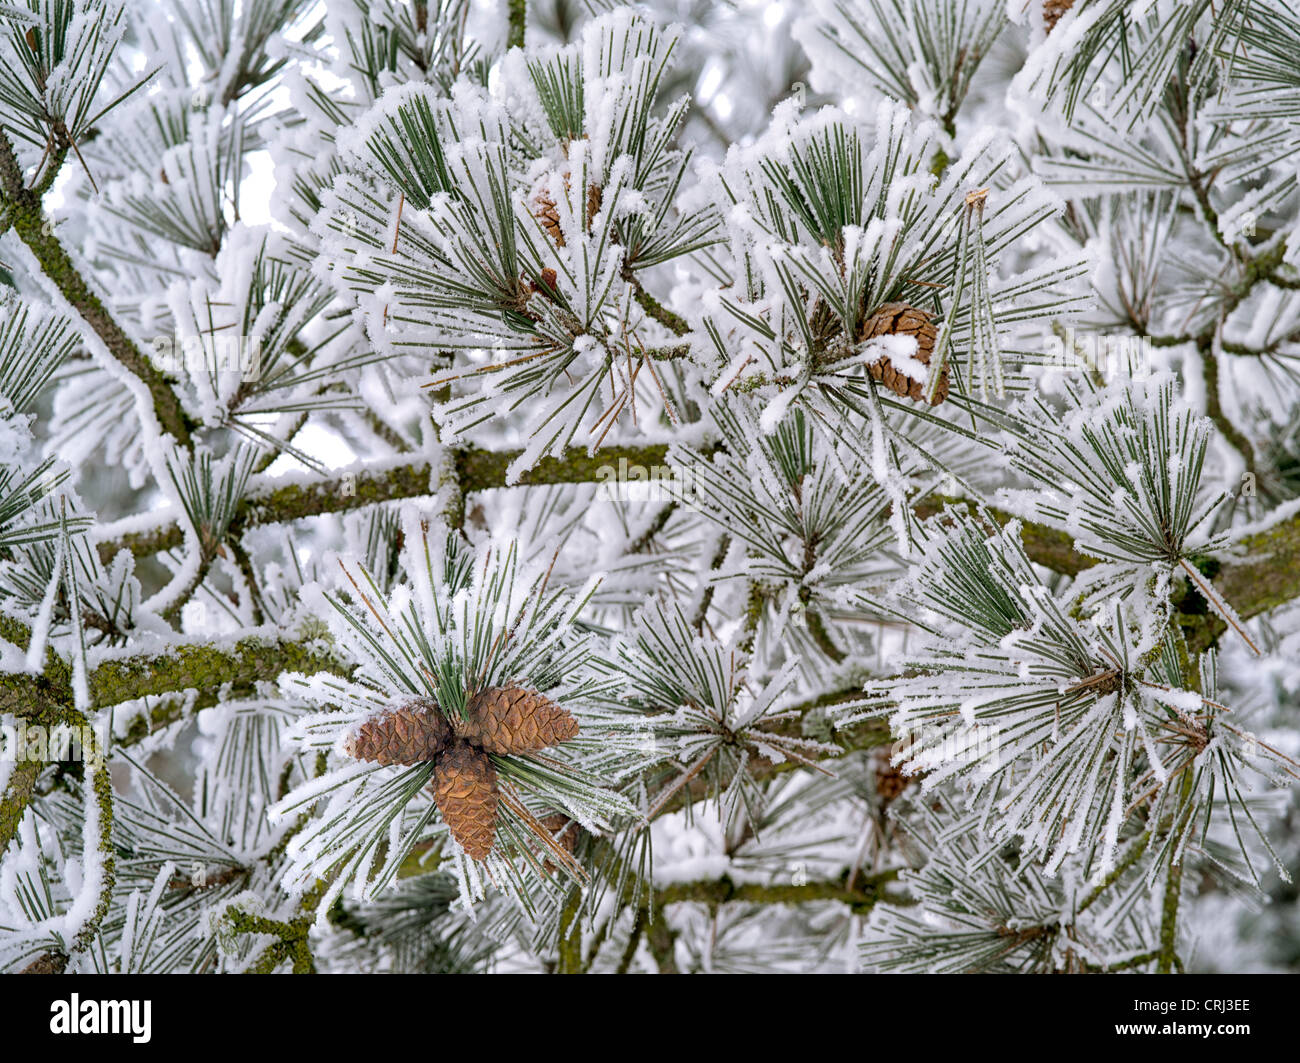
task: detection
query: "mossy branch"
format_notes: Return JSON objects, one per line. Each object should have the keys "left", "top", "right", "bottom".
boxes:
{"left": 0, "top": 759, "right": 40, "bottom": 861}
{"left": 226, "top": 909, "right": 316, "bottom": 974}
{"left": 0, "top": 130, "right": 194, "bottom": 446}
{"left": 90, "top": 443, "right": 1300, "bottom": 631}
{"left": 69, "top": 746, "right": 116, "bottom": 956}
{"left": 655, "top": 868, "right": 906, "bottom": 913}
{"left": 506, "top": 0, "right": 526, "bottom": 50}
{"left": 629, "top": 276, "right": 690, "bottom": 336}
{"left": 97, "top": 635, "right": 346, "bottom": 741}
{"left": 2, "top": 623, "right": 344, "bottom": 757}
{"left": 0, "top": 611, "right": 115, "bottom": 956}
{"left": 97, "top": 444, "right": 672, "bottom": 562}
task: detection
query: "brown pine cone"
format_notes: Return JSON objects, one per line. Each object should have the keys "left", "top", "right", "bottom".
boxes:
{"left": 875, "top": 761, "right": 912, "bottom": 802}
{"left": 19, "top": 952, "right": 65, "bottom": 974}
{"left": 534, "top": 190, "right": 565, "bottom": 246}
{"left": 432, "top": 740, "right": 499, "bottom": 861}
{"left": 460, "top": 683, "right": 579, "bottom": 754}
{"left": 343, "top": 699, "right": 451, "bottom": 765}
{"left": 532, "top": 177, "right": 603, "bottom": 248}
{"left": 527, "top": 266, "right": 559, "bottom": 296}
{"left": 537, "top": 813, "right": 582, "bottom": 873}
{"left": 539, "top": 813, "right": 581, "bottom": 855}
{"left": 859, "top": 302, "right": 947, "bottom": 405}
{"left": 1043, "top": 0, "right": 1074, "bottom": 33}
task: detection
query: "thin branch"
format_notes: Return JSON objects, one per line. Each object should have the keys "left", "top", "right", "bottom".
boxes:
{"left": 0, "top": 130, "right": 194, "bottom": 446}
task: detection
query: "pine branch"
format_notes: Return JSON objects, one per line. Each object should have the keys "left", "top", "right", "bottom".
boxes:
{"left": 97, "top": 444, "right": 673, "bottom": 562}
{"left": 1076, "top": 831, "right": 1152, "bottom": 914}
{"left": 1156, "top": 848, "right": 1185, "bottom": 975}
{"left": 556, "top": 886, "right": 582, "bottom": 973}
{"left": 616, "top": 905, "right": 647, "bottom": 973}
{"left": 0, "top": 610, "right": 115, "bottom": 954}
{"left": 1, "top": 620, "right": 342, "bottom": 734}
{"left": 1216, "top": 510, "right": 1300, "bottom": 617}
{"left": 88, "top": 437, "right": 1300, "bottom": 630}
{"left": 647, "top": 690, "right": 892, "bottom": 821}
{"left": 507, "top": 0, "right": 526, "bottom": 50}
{"left": 0, "top": 759, "right": 39, "bottom": 861}
{"left": 1198, "top": 336, "right": 1258, "bottom": 480}
{"left": 70, "top": 749, "right": 116, "bottom": 957}
{"left": 913, "top": 496, "right": 1091, "bottom": 576}
{"left": 0, "top": 131, "right": 194, "bottom": 447}
{"left": 1157, "top": 771, "right": 1196, "bottom": 974}
{"left": 655, "top": 868, "right": 907, "bottom": 912}
{"left": 0, "top": 463, "right": 1282, "bottom": 778}
{"left": 1089, "top": 950, "right": 1160, "bottom": 973}
{"left": 644, "top": 897, "right": 678, "bottom": 973}
{"left": 0, "top": 615, "right": 75, "bottom": 855}
{"left": 225, "top": 909, "right": 316, "bottom": 974}
{"left": 629, "top": 276, "right": 690, "bottom": 337}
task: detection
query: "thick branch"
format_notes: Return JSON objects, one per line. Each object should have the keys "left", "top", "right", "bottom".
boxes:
{"left": 1, "top": 625, "right": 343, "bottom": 744}
{"left": 95, "top": 636, "right": 346, "bottom": 743}
{"left": 225, "top": 909, "right": 316, "bottom": 974}
{"left": 98, "top": 444, "right": 672, "bottom": 562}
{"left": 1216, "top": 512, "right": 1300, "bottom": 617}
{"left": 91, "top": 440, "right": 1300, "bottom": 638}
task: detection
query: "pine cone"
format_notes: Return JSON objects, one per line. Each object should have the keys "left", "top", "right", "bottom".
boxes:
{"left": 532, "top": 177, "right": 603, "bottom": 248}
{"left": 343, "top": 699, "right": 451, "bottom": 765}
{"left": 432, "top": 740, "right": 499, "bottom": 861}
{"left": 460, "top": 684, "right": 579, "bottom": 754}
{"left": 537, "top": 813, "right": 581, "bottom": 873}
{"left": 859, "top": 302, "right": 947, "bottom": 405}
{"left": 1043, "top": 0, "right": 1074, "bottom": 32}
{"left": 19, "top": 952, "right": 64, "bottom": 974}
{"left": 875, "top": 761, "right": 912, "bottom": 802}
{"left": 540, "top": 813, "right": 581, "bottom": 855}
{"left": 527, "top": 266, "right": 559, "bottom": 295}
{"left": 534, "top": 190, "right": 565, "bottom": 246}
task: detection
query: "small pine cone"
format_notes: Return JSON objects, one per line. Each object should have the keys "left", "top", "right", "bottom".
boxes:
{"left": 537, "top": 812, "right": 581, "bottom": 872}
{"left": 875, "top": 761, "right": 912, "bottom": 802}
{"left": 533, "top": 179, "right": 602, "bottom": 247}
{"left": 461, "top": 683, "right": 579, "bottom": 754}
{"left": 20, "top": 952, "right": 63, "bottom": 975}
{"left": 343, "top": 699, "right": 451, "bottom": 765}
{"left": 534, "top": 190, "right": 565, "bottom": 246}
{"left": 526, "top": 266, "right": 559, "bottom": 297}
{"left": 1043, "top": 0, "right": 1074, "bottom": 33}
{"left": 432, "top": 740, "right": 499, "bottom": 861}
{"left": 859, "top": 302, "right": 947, "bottom": 405}
{"left": 540, "top": 813, "right": 580, "bottom": 855}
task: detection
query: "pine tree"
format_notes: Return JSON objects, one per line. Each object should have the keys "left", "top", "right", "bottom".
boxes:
{"left": 0, "top": 0, "right": 1298, "bottom": 975}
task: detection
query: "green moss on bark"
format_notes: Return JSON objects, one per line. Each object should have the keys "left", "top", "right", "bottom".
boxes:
{"left": 0, "top": 134, "right": 194, "bottom": 446}
{"left": 1217, "top": 512, "right": 1300, "bottom": 618}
